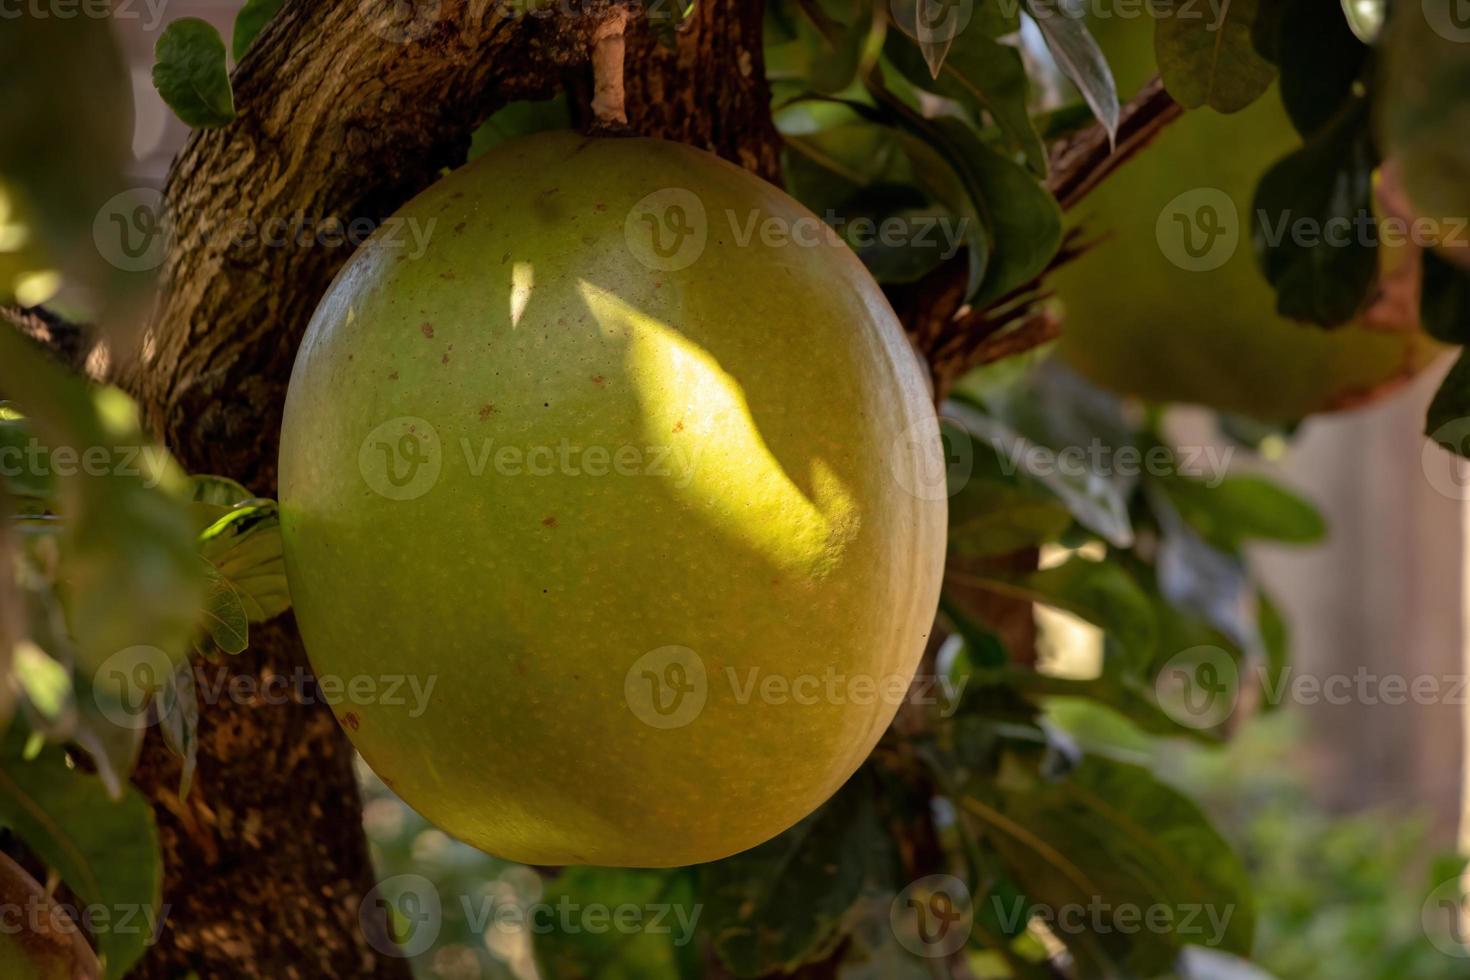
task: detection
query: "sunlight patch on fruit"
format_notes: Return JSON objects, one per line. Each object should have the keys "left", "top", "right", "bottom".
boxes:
{"left": 577, "top": 281, "right": 859, "bottom": 578}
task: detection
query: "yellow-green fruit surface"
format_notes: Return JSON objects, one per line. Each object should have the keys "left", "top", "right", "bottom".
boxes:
{"left": 279, "top": 132, "right": 947, "bottom": 867}
{"left": 1053, "top": 28, "right": 1436, "bottom": 421}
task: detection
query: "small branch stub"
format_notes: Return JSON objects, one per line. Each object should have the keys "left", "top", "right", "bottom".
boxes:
{"left": 589, "top": 10, "right": 630, "bottom": 131}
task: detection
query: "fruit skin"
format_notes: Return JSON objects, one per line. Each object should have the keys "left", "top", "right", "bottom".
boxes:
{"left": 279, "top": 132, "right": 946, "bottom": 867}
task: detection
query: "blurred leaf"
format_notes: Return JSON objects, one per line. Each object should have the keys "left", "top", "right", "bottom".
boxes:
{"left": 1252, "top": 100, "right": 1378, "bottom": 326}
{"left": 198, "top": 500, "right": 290, "bottom": 624}
{"left": 1420, "top": 249, "right": 1470, "bottom": 346}
{"left": 963, "top": 557, "right": 1156, "bottom": 663}
{"left": 1378, "top": 0, "right": 1470, "bottom": 227}
{"left": 966, "top": 756, "right": 1254, "bottom": 975}
{"left": 1025, "top": 0, "right": 1119, "bottom": 142}
{"left": 232, "top": 0, "right": 285, "bottom": 61}
{"left": 153, "top": 18, "right": 236, "bottom": 129}
{"left": 940, "top": 592, "right": 1009, "bottom": 669}
{"left": 187, "top": 473, "right": 257, "bottom": 532}
{"left": 992, "top": 668, "right": 1217, "bottom": 741}
{"left": 0, "top": 327, "right": 203, "bottom": 687}
{"left": 534, "top": 868, "right": 702, "bottom": 979}
{"left": 1151, "top": 489, "right": 1263, "bottom": 659}
{"left": 1156, "top": 0, "right": 1276, "bottom": 113}
{"left": 949, "top": 474, "right": 1073, "bottom": 558}
{"left": 0, "top": 730, "right": 162, "bottom": 979}
{"left": 1270, "top": 0, "right": 1368, "bottom": 138}
{"left": 1426, "top": 348, "right": 1470, "bottom": 459}
{"left": 156, "top": 659, "right": 199, "bottom": 798}
{"left": 0, "top": 14, "right": 133, "bottom": 306}
{"left": 701, "top": 769, "right": 895, "bottom": 977}
{"left": 1154, "top": 473, "right": 1326, "bottom": 550}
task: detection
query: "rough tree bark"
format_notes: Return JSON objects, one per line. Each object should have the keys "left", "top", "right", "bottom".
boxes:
{"left": 105, "top": 0, "right": 1179, "bottom": 971}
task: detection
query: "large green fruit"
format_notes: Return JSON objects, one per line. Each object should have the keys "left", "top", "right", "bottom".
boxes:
{"left": 280, "top": 132, "right": 946, "bottom": 867}
{"left": 1053, "top": 25, "right": 1437, "bottom": 421}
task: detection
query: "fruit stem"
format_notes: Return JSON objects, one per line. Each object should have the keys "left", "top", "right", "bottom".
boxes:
{"left": 589, "top": 9, "right": 630, "bottom": 131}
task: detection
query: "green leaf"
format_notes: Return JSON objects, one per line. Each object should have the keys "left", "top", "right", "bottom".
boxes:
{"left": 1378, "top": 0, "right": 1470, "bottom": 227}
{"left": 0, "top": 731, "right": 162, "bottom": 979}
{"left": 1154, "top": 473, "right": 1326, "bottom": 550}
{"left": 1270, "top": 0, "right": 1368, "bottom": 138}
{"left": 965, "top": 756, "right": 1254, "bottom": 975}
{"left": 198, "top": 500, "right": 290, "bottom": 624}
{"left": 885, "top": 31, "right": 1047, "bottom": 176}
{"left": 964, "top": 557, "right": 1156, "bottom": 663}
{"left": 187, "top": 473, "right": 258, "bottom": 532}
{"left": 152, "top": 18, "right": 236, "bottom": 129}
{"left": 156, "top": 659, "right": 199, "bottom": 798}
{"left": 939, "top": 121, "right": 1061, "bottom": 305}
{"left": 701, "top": 769, "right": 896, "bottom": 977}
{"left": 1155, "top": 0, "right": 1277, "bottom": 113}
{"left": 1024, "top": 1, "right": 1119, "bottom": 142}
{"left": 1421, "top": 250, "right": 1470, "bottom": 346}
{"left": 988, "top": 668, "right": 1218, "bottom": 741}
{"left": 1426, "top": 347, "right": 1470, "bottom": 459}
{"left": 232, "top": 0, "right": 285, "bottom": 61}
{"left": 534, "top": 868, "right": 702, "bottom": 979}
{"left": 200, "top": 563, "right": 249, "bottom": 655}
{"left": 948, "top": 474, "right": 1073, "bottom": 558}
{"left": 1251, "top": 100, "right": 1378, "bottom": 326}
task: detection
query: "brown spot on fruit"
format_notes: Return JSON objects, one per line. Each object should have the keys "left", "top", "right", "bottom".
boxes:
{"left": 478, "top": 404, "right": 496, "bottom": 421}
{"left": 672, "top": 420, "right": 684, "bottom": 433}
{"left": 442, "top": 353, "right": 450, "bottom": 365}
{"left": 420, "top": 322, "right": 434, "bottom": 338}
{"left": 453, "top": 222, "right": 466, "bottom": 234}
{"left": 439, "top": 271, "right": 456, "bottom": 280}
{"left": 590, "top": 375, "right": 605, "bottom": 386}
{"left": 388, "top": 371, "right": 399, "bottom": 381}
{"left": 541, "top": 515, "right": 558, "bottom": 528}
{"left": 343, "top": 712, "right": 360, "bottom": 730}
